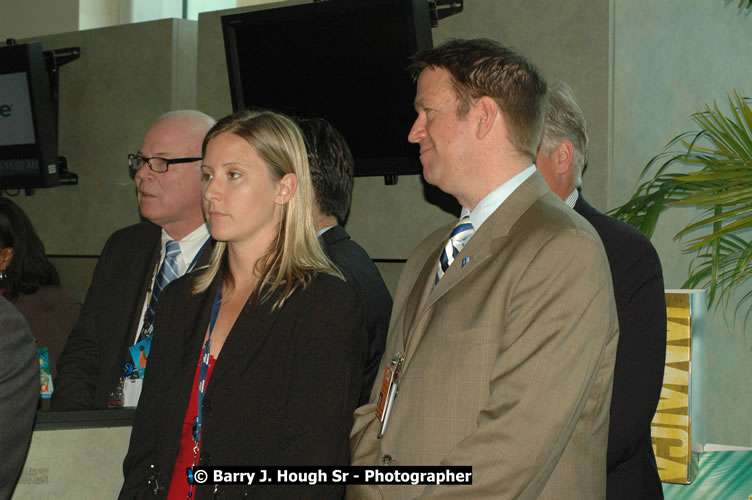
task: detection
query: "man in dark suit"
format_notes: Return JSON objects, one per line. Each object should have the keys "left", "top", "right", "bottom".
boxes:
{"left": 536, "top": 81, "right": 667, "bottom": 499}
{"left": 52, "top": 110, "right": 216, "bottom": 410}
{"left": 0, "top": 296, "right": 38, "bottom": 500}
{"left": 298, "top": 117, "right": 392, "bottom": 405}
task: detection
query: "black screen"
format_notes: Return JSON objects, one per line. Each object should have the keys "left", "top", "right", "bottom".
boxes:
{"left": 0, "top": 42, "right": 59, "bottom": 190}
{"left": 222, "top": 0, "right": 433, "bottom": 177}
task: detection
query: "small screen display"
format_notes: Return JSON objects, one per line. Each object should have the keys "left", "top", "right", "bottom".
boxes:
{"left": 0, "top": 72, "right": 36, "bottom": 146}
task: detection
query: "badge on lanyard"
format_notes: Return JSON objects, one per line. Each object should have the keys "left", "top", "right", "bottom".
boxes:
{"left": 376, "top": 352, "right": 404, "bottom": 439}
{"left": 129, "top": 337, "right": 152, "bottom": 378}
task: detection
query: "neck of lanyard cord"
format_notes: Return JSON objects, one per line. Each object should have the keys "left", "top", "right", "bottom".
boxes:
{"left": 192, "top": 284, "right": 222, "bottom": 462}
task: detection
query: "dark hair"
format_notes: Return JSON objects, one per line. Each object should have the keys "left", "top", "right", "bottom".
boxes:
{"left": 297, "top": 117, "right": 354, "bottom": 226}
{"left": 408, "top": 38, "right": 548, "bottom": 161}
{"left": 0, "top": 197, "right": 60, "bottom": 300}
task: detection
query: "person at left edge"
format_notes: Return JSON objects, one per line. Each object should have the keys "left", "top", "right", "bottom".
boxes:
{"left": 0, "top": 296, "right": 39, "bottom": 500}
{"left": 0, "top": 197, "right": 81, "bottom": 391}
{"left": 52, "top": 110, "right": 216, "bottom": 410}
{"left": 120, "top": 110, "right": 363, "bottom": 499}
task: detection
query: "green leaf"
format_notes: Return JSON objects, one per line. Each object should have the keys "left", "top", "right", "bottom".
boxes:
{"left": 611, "top": 92, "right": 752, "bottom": 321}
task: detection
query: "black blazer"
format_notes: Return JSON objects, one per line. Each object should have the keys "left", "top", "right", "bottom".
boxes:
{"left": 120, "top": 270, "right": 364, "bottom": 499}
{"left": 52, "top": 222, "right": 213, "bottom": 410}
{"left": 320, "top": 226, "right": 392, "bottom": 404}
{"left": 574, "top": 196, "right": 666, "bottom": 500}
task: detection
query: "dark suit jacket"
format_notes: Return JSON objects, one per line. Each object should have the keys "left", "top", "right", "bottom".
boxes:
{"left": 120, "top": 271, "right": 364, "bottom": 499}
{"left": 0, "top": 296, "right": 39, "bottom": 500}
{"left": 13, "top": 285, "right": 81, "bottom": 380}
{"left": 320, "top": 226, "right": 392, "bottom": 405}
{"left": 575, "top": 196, "right": 666, "bottom": 500}
{"left": 52, "top": 221, "right": 212, "bottom": 410}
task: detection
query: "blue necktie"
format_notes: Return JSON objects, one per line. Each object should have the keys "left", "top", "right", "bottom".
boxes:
{"left": 435, "top": 215, "right": 475, "bottom": 284}
{"left": 138, "top": 240, "right": 181, "bottom": 342}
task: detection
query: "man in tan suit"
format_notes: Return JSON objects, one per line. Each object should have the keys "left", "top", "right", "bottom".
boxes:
{"left": 349, "top": 39, "right": 620, "bottom": 499}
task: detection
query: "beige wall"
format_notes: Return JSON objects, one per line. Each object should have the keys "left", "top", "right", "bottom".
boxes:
{"left": 0, "top": 0, "right": 122, "bottom": 40}
{"left": 15, "top": 427, "right": 131, "bottom": 499}
{"left": 430, "top": 0, "right": 612, "bottom": 210}
{"left": 0, "top": 0, "right": 79, "bottom": 40}
{"left": 79, "top": 0, "right": 121, "bottom": 30}
{"left": 7, "top": 19, "right": 199, "bottom": 300}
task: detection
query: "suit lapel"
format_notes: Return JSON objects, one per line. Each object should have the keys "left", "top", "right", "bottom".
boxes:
{"left": 122, "top": 229, "right": 161, "bottom": 356}
{"left": 401, "top": 171, "right": 552, "bottom": 363}
{"left": 195, "top": 237, "right": 216, "bottom": 268}
{"left": 208, "top": 284, "right": 285, "bottom": 386}
{"left": 402, "top": 246, "right": 439, "bottom": 347}
{"left": 401, "top": 226, "right": 498, "bottom": 363}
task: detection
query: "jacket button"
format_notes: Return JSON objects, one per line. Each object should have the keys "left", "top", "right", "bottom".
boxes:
{"left": 202, "top": 398, "right": 212, "bottom": 413}
{"left": 200, "top": 451, "right": 212, "bottom": 465}
{"left": 382, "top": 454, "right": 393, "bottom": 465}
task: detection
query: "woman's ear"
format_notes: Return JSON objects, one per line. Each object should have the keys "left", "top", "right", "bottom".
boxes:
{"left": 276, "top": 173, "right": 298, "bottom": 205}
{"left": 0, "top": 247, "right": 14, "bottom": 271}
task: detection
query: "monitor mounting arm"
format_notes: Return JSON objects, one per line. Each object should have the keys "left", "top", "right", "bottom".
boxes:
{"left": 429, "top": 0, "right": 463, "bottom": 27}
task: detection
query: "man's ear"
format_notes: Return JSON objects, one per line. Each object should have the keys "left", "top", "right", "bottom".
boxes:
{"left": 276, "top": 173, "right": 298, "bottom": 205}
{"left": 475, "top": 96, "right": 499, "bottom": 139}
{"left": 555, "top": 140, "right": 575, "bottom": 174}
{"left": 0, "top": 247, "right": 14, "bottom": 271}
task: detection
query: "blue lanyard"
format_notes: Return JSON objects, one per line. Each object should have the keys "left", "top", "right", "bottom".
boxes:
{"left": 192, "top": 285, "right": 222, "bottom": 456}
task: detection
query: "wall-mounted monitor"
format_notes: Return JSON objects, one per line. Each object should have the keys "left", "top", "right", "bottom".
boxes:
{"left": 222, "top": 0, "right": 433, "bottom": 180}
{"left": 0, "top": 42, "right": 59, "bottom": 190}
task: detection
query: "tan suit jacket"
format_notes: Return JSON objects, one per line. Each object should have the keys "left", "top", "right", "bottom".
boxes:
{"left": 349, "top": 172, "right": 620, "bottom": 499}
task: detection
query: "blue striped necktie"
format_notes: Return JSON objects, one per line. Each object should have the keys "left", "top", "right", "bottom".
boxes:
{"left": 435, "top": 215, "right": 475, "bottom": 284}
{"left": 138, "top": 239, "right": 181, "bottom": 342}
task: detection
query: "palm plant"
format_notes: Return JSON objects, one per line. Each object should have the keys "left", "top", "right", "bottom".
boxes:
{"left": 610, "top": 91, "right": 752, "bottom": 319}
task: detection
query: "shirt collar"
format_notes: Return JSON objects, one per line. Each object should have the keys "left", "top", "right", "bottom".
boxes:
{"left": 161, "top": 223, "right": 210, "bottom": 270}
{"left": 317, "top": 225, "right": 336, "bottom": 237}
{"left": 460, "top": 165, "right": 536, "bottom": 230}
{"left": 564, "top": 188, "right": 579, "bottom": 209}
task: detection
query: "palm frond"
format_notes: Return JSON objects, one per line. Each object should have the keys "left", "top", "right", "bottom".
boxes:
{"left": 609, "top": 92, "right": 752, "bottom": 317}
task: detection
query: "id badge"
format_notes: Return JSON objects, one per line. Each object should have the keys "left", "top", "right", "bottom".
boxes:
{"left": 129, "top": 337, "right": 152, "bottom": 378}
{"left": 38, "top": 347, "right": 53, "bottom": 398}
{"left": 123, "top": 378, "right": 143, "bottom": 407}
{"left": 376, "top": 352, "right": 404, "bottom": 439}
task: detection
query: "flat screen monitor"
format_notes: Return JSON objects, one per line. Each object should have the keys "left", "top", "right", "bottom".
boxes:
{"left": 222, "top": 0, "right": 433, "bottom": 178}
{"left": 0, "top": 42, "right": 59, "bottom": 190}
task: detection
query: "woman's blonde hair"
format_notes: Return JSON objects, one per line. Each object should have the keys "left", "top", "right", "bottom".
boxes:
{"left": 193, "top": 109, "right": 341, "bottom": 309}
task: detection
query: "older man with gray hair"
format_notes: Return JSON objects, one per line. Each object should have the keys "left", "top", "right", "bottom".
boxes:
{"left": 536, "top": 81, "right": 667, "bottom": 500}
{"left": 53, "top": 110, "right": 216, "bottom": 410}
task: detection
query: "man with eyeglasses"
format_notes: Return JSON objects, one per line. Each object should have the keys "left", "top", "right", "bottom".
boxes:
{"left": 52, "top": 110, "right": 216, "bottom": 410}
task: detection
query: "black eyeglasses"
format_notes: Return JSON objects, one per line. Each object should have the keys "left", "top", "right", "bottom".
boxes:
{"left": 128, "top": 153, "right": 202, "bottom": 179}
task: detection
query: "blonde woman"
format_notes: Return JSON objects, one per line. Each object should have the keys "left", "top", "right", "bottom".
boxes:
{"left": 120, "top": 110, "right": 364, "bottom": 499}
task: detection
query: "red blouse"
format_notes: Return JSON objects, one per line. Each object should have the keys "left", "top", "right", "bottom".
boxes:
{"left": 167, "top": 354, "right": 216, "bottom": 499}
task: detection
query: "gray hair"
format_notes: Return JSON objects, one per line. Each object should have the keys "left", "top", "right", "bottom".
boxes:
{"left": 539, "top": 81, "right": 589, "bottom": 186}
